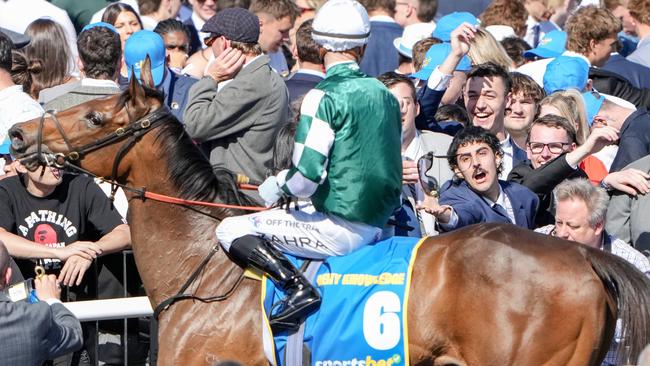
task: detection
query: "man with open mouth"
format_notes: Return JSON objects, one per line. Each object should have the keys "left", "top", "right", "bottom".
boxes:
{"left": 417, "top": 125, "right": 538, "bottom": 231}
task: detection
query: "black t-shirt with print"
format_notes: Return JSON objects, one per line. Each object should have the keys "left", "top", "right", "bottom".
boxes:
{"left": 0, "top": 173, "right": 124, "bottom": 277}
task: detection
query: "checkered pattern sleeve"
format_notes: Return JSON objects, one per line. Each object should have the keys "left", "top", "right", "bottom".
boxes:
{"left": 277, "top": 89, "right": 335, "bottom": 198}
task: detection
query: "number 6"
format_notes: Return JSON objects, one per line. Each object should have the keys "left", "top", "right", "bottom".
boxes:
{"left": 363, "top": 291, "right": 401, "bottom": 350}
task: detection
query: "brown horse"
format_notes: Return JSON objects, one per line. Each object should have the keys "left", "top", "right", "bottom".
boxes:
{"left": 8, "top": 62, "right": 650, "bottom": 366}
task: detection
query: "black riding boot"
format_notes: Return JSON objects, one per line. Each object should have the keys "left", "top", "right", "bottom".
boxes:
{"left": 229, "top": 235, "right": 321, "bottom": 331}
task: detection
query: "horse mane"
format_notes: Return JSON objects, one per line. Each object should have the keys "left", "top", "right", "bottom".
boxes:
{"left": 151, "top": 110, "right": 258, "bottom": 215}
{"left": 114, "top": 85, "right": 257, "bottom": 215}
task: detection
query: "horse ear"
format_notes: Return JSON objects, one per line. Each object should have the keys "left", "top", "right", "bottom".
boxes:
{"left": 128, "top": 65, "right": 148, "bottom": 114}
{"left": 140, "top": 55, "right": 155, "bottom": 89}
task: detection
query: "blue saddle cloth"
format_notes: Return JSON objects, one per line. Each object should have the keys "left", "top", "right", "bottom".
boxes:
{"left": 263, "top": 236, "right": 423, "bottom": 366}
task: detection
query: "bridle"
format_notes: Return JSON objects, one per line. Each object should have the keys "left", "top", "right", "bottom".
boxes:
{"left": 35, "top": 106, "right": 170, "bottom": 199}
{"left": 29, "top": 107, "right": 266, "bottom": 211}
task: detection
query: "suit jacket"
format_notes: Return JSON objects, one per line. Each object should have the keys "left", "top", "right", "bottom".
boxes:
{"left": 439, "top": 179, "right": 538, "bottom": 231}
{"left": 284, "top": 71, "right": 324, "bottom": 104}
{"left": 627, "top": 36, "right": 650, "bottom": 69}
{"left": 609, "top": 107, "right": 650, "bottom": 172}
{"left": 589, "top": 67, "right": 650, "bottom": 108}
{"left": 160, "top": 68, "right": 197, "bottom": 123}
{"left": 508, "top": 154, "right": 588, "bottom": 227}
{"left": 435, "top": 0, "right": 491, "bottom": 19}
{"left": 602, "top": 53, "right": 650, "bottom": 89}
{"left": 0, "top": 294, "right": 83, "bottom": 365}
{"left": 184, "top": 55, "right": 289, "bottom": 185}
{"left": 44, "top": 82, "right": 120, "bottom": 112}
{"left": 359, "top": 20, "right": 403, "bottom": 77}
{"left": 606, "top": 155, "right": 650, "bottom": 252}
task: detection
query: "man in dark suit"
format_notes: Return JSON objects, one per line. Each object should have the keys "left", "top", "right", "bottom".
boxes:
{"left": 418, "top": 126, "right": 539, "bottom": 231}
{"left": 603, "top": 53, "right": 650, "bottom": 89}
{"left": 358, "top": 0, "right": 403, "bottom": 76}
{"left": 508, "top": 115, "right": 616, "bottom": 227}
{"left": 0, "top": 241, "right": 83, "bottom": 365}
{"left": 285, "top": 19, "right": 324, "bottom": 104}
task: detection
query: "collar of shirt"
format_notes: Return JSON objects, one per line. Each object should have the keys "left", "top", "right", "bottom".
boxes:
{"left": 325, "top": 60, "right": 357, "bottom": 73}
{"left": 500, "top": 134, "right": 513, "bottom": 156}
{"left": 369, "top": 15, "right": 396, "bottom": 23}
{"left": 295, "top": 69, "right": 326, "bottom": 79}
{"left": 191, "top": 12, "right": 209, "bottom": 46}
{"left": 561, "top": 51, "right": 592, "bottom": 67}
{"left": 403, "top": 130, "right": 422, "bottom": 161}
{"left": 80, "top": 78, "right": 119, "bottom": 88}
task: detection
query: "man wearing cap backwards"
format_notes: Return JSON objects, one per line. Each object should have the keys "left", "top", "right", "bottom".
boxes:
{"left": 215, "top": 0, "right": 402, "bottom": 330}
{"left": 184, "top": 7, "right": 288, "bottom": 194}
{"left": 124, "top": 29, "right": 197, "bottom": 123}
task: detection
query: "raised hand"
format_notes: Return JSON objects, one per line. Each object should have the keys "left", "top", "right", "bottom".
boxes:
{"left": 206, "top": 47, "right": 245, "bottom": 83}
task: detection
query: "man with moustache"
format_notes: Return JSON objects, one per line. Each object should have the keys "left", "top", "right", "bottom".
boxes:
{"left": 418, "top": 125, "right": 538, "bottom": 231}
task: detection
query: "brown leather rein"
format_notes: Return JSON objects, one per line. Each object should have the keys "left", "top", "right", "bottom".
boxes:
{"left": 27, "top": 108, "right": 266, "bottom": 212}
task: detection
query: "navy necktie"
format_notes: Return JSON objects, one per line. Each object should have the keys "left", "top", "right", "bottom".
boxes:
{"left": 492, "top": 203, "right": 510, "bottom": 222}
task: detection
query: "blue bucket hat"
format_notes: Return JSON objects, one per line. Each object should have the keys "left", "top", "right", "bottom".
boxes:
{"left": 582, "top": 91, "right": 606, "bottom": 126}
{"left": 411, "top": 43, "right": 472, "bottom": 80}
{"left": 431, "top": 12, "right": 480, "bottom": 42}
{"left": 124, "top": 30, "right": 166, "bottom": 87}
{"left": 524, "top": 30, "right": 567, "bottom": 59}
{"left": 0, "top": 136, "right": 11, "bottom": 155}
{"left": 543, "top": 55, "right": 589, "bottom": 94}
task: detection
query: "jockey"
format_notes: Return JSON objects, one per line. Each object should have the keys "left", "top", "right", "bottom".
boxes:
{"left": 216, "top": 0, "right": 402, "bottom": 331}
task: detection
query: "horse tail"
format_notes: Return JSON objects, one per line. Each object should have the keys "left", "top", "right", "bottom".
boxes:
{"left": 584, "top": 246, "right": 650, "bottom": 363}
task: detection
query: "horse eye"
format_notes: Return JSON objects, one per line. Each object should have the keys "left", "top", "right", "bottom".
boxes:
{"left": 85, "top": 112, "right": 103, "bottom": 127}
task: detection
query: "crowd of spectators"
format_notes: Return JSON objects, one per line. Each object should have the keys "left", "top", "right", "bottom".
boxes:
{"left": 2, "top": 0, "right": 650, "bottom": 364}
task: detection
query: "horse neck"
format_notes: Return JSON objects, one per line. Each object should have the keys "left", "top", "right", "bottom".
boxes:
{"left": 122, "top": 138, "right": 239, "bottom": 306}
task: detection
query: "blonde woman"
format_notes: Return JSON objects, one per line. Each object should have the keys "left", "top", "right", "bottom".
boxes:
{"left": 468, "top": 27, "right": 515, "bottom": 70}
{"left": 539, "top": 89, "right": 617, "bottom": 184}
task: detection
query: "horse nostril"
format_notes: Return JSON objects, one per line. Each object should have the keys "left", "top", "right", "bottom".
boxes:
{"left": 8, "top": 127, "right": 26, "bottom": 152}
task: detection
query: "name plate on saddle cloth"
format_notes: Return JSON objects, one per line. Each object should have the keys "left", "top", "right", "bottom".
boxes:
{"left": 262, "top": 236, "right": 424, "bottom": 366}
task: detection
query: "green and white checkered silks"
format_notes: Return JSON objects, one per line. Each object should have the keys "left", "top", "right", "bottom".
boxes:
{"left": 280, "top": 89, "right": 335, "bottom": 198}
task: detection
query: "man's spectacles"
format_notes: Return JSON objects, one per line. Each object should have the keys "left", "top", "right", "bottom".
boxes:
{"left": 417, "top": 152, "right": 448, "bottom": 197}
{"left": 527, "top": 142, "right": 572, "bottom": 154}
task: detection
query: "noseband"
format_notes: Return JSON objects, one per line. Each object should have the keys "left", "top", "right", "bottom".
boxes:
{"left": 35, "top": 106, "right": 171, "bottom": 198}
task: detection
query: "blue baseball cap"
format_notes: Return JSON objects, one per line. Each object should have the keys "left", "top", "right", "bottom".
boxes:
{"left": 524, "top": 30, "right": 566, "bottom": 59}
{"left": 582, "top": 91, "right": 606, "bottom": 126}
{"left": 124, "top": 30, "right": 166, "bottom": 87}
{"left": 431, "top": 12, "right": 480, "bottom": 42}
{"left": 543, "top": 55, "right": 589, "bottom": 94}
{"left": 0, "top": 136, "right": 11, "bottom": 155}
{"left": 81, "top": 22, "right": 118, "bottom": 34}
{"left": 410, "top": 43, "right": 471, "bottom": 80}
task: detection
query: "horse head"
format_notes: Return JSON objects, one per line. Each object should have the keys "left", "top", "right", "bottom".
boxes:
{"left": 9, "top": 56, "right": 164, "bottom": 181}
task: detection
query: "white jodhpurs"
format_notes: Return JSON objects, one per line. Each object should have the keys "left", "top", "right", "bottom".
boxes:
{"left": 216, "top": 202, "right": 383, "bottom": 259}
